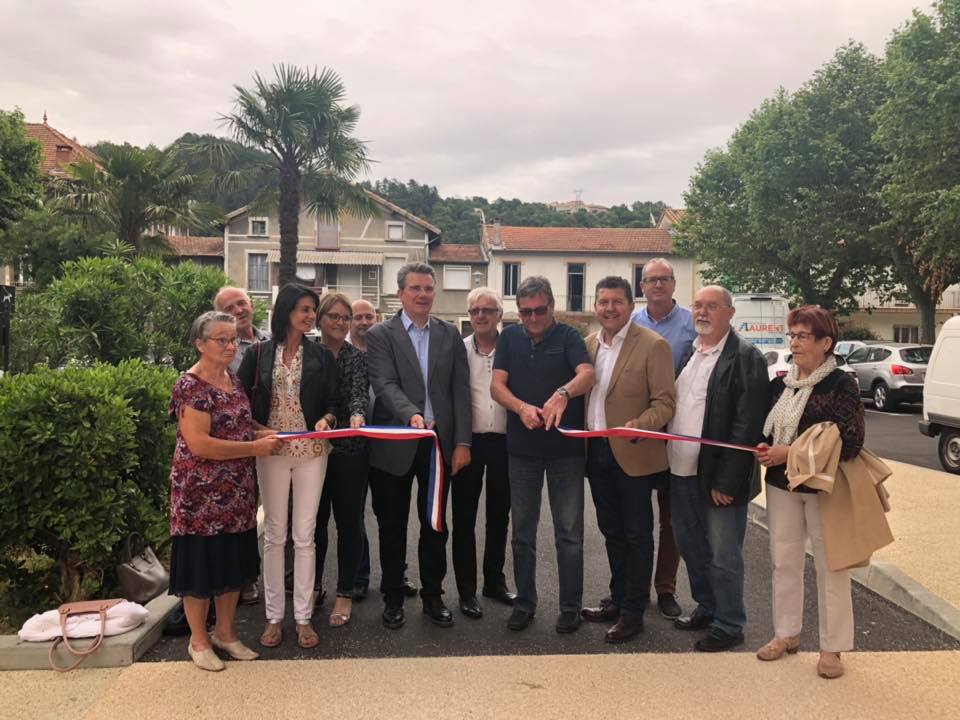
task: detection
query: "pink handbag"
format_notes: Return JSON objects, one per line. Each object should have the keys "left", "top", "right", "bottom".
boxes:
{"left": 48, "top": 599, "right": 125, "bottom": 672}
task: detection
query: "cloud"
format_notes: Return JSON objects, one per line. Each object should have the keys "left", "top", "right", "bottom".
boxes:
{"left": 0, "top": 0, "right": 923, "bottom": 206}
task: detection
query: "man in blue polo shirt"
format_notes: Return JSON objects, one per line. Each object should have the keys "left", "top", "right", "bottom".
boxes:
{"left": 491, "top": 276, "right": 595, "bottom": 634}
{"left": 628, "top": 257, "right": 697, "bottom": 620}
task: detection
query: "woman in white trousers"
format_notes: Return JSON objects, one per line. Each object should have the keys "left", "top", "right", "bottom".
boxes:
{"left": 755, "top": 305, "right": 865, "bottom": 679}
{"left": 238, "top": 284, "right": 341, "bottom": 650}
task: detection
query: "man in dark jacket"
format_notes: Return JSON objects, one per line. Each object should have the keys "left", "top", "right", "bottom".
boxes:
{"left": 667, "top": 285, "right": 769, "bottom": 651}
{"left": 366, "top": 262, "right": 472, "bottom": 630}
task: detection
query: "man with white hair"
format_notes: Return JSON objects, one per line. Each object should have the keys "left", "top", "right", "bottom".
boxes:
{"left": 452, "top": 287, "right": 516, "bottom": 620}
{"left": 667, "top": 285, "right": 769, "bottom": 652}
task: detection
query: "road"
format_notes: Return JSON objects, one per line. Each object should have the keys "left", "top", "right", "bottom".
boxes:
{"left": 144, "top": 483, "right": 958, "bottom": 663}
{"left": 863, "top": 401, "right": 942, "bottom": 471}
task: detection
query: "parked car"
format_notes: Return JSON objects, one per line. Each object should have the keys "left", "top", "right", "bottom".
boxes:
{"left": 763, "top": 349, "right": 858, "bottom": 383}
{"left": 834, "top": 340, "right": 867, "bottom": 362}
{"left": 844, "top": 342, "right": 933, "bottom": 411}
{"left": 919, "top": 316, "right": 960, "bottom": 474}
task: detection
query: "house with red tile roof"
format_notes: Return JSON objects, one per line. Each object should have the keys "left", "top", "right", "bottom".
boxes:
{"left": 427, "top": 242, "right": 489, "bottom": 332}
{"left": 23, "top": 116, "right": 103, "bottom": 178}
{"left": 480, "top": 221, "right": 702, "bottom": 322}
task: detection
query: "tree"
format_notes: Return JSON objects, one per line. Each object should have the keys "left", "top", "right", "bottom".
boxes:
{"left": 219, "top": 65, "right": 374, "bottom": 285}
{"left": 51, "top": 143, "right": 217, "bottom": 255}
{"left": 0, "top": 208, "right": 111, "bottom": 286}
{"left": 874, "top": 0, "right": 960, "bottom": 342}
{"left": 676, "top": 43, "right": 893, "bottom": 313}
{"left": 0, "top": 108, "right": 42, "bottom": 231}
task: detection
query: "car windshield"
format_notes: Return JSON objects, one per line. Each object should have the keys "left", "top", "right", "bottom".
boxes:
{"left": 899, "top": 347, "right": 931, "bottom": 364}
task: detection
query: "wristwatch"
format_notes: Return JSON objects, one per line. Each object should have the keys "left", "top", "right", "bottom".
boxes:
{"left": 556, "top": 386, "right": 570, "bottom": 398}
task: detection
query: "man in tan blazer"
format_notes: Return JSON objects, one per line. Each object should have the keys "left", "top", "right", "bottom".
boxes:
{"left": 581, "top": 276, "right": 676, "bottom": 643}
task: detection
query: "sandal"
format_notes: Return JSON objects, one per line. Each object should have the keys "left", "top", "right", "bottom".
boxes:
{"left": 329, "top": 597, "right": 353, "bottom": 628}
{"left": 259, "top": 621, "right": 282, "bottom": 648}
{"left": 296, "top": 622, "right": 319, "bottom": 649}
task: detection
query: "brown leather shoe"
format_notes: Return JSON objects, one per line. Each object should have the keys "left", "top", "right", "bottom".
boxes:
{"left": 817, "top": 651, "right": 844, "bottom": 679}
{"left": 756, "top": 635, "right": 800, "bottom": 661}
{"left": 605, "top": 614, "right": 644, "bottom": 643}
{"left": 581, "top": 601, "right": 620, "bottom": 623}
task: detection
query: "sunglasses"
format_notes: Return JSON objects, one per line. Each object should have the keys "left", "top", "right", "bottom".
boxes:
{"left": 468, "top": 307, "right": 499, "bottom": 317}
{"left": 518, "top": 305, "right": 549, "bottom": 318}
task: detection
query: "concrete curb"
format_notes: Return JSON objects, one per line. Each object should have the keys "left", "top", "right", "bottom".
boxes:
{"left": 0, "top": 594, "right": 180, "bottom": 671}
{"left": 747, "top": 501, "right": 960, "bottom": 641}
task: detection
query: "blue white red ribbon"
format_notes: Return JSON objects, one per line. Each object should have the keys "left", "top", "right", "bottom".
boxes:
{"left": 557, "top": 426, "right": 758, "bottom": 453}
{"left": 278, "top": 426, "right": 447, "bottom": 532}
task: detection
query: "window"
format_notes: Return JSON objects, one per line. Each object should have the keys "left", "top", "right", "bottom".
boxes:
{"left": 900, "top": 346, "right": 931, "bottom": 363}
{"left": 893, "top": 325, "right": 919, "bottom": 344}
{"left": 386, "top": 223, "right": 404, "bottom": 241}
{"left": 633, "top": 266, "right": 645, "bottom": 299}
{"left": 503, "top": 263, "right": 520, "bottom": 297}
{"left": 846, "top": 348, "right": 869, "bottom": 364}
{"left": 567, "top": 263, "right": 585, "bottom": 312}
{"left": 247, "top": 254, "right": 269, "bottom": 291}
{"left": 868, "top": 348, "right": 892, "bottom": 362}
{"left": 249, "top": 217, "right": 268, "bottom": 236}
{"left": 443, "top": 265, "right": 471, "bottom": 291}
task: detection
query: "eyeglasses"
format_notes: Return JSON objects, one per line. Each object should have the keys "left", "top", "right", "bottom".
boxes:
{"left": 642, "top": 276, "right": 675, "bottom": 286}
{"left": 786, "top": 332, "right": 820, "bottom": 342}
{"left": 325, "top": 313, "right": 352, "bottom": 324}
{"left": 692, "top": 302, "right": 730, "bottom": 312}
{"left": 518, "top": 305, "right": 550, "bottom": 318}
{"left": 468, "top": 307, "right": 499, "bottom": 317}
{"left": 207, "top": 336, "right": 240, "bottom": 347}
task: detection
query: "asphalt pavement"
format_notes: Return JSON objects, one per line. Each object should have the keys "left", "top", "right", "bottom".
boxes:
{"left": 144, "top": 482, "right": 958, "bottom": 663}
{"left": 863, "top": 401, "right": 941, "bottom": 470}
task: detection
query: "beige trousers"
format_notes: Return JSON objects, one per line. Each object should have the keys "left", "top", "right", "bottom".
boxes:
{"left": 766, "top": 485, "right": 854, "bottom": 652}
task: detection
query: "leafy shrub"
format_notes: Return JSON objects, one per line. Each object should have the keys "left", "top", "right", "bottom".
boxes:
{"left": 840, "top": 325, "right": 881, "bottom": 341}
{"left": 0, "top": 361, "right": 177, "bottom": 625}
{"left": 9, "top": 257, "right": 230, "bottom": 373}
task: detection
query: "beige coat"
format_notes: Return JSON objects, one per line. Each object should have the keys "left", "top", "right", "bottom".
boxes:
{"left": 787, "top": 422, "right": 894, "bottom": 571}
{"left": 585, "top": 323, "right": 676, "bottom": 477}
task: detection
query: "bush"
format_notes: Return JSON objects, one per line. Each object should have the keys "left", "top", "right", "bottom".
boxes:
{"left": 840, "top": 325, "right": 881, "bottom": 341}
{"left": 0, "top": 361, "right": 177, "bottom": 625}
{"left": 9, "top": 257, "right": 231, "bottom": 373}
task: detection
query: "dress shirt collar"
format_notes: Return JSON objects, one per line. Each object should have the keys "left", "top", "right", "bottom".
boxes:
{"left": 642, "top": 300, "right": 680, "bottom": 324}
{"left": 401, "top": 309, "right": 429, "bottom": 331}
{"left": 692, "top": 329, "right": 730, "bottom": 356}
{"left": 599, "top": 320, "right": 630, "bottom": 348}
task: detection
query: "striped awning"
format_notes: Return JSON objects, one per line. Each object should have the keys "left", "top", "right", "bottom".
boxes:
{"left": 265, "top": 250, "right": 384, "bottom": 265}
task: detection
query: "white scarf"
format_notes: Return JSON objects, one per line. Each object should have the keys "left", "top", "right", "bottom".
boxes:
{"left": 762, "top": 355, "right": 837, "bottom": 446}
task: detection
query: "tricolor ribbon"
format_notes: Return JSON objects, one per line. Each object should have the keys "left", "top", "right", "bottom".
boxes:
{"left": 557, "top": 426, "right": 758, "bottom": 453}
{"left": 278, "top": 426, "right": 447, "bottom": 532}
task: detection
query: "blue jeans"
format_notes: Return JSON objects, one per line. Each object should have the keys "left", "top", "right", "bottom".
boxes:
{"left": 509, "top": 453, "right": 585, "bottom": 614}
{"left": 670, "top": 474, "right": 748, "bottom": 635}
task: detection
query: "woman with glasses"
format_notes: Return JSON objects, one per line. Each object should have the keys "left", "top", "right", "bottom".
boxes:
{"left": 313, "top": 292, "right": 369, "bottom": 627}
{"left": 238, "top": 284, "right": 340, "bottom": 650}
{"left": 168, "top": 311, "right": 283, "bottom": 671}
{"left": 754, "top": 306, "right": 864, "bottom": 679}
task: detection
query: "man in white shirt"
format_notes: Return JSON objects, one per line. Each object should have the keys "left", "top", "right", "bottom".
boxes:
{"left": 453, "top": 287, "right": 516, "bottom": 619}
{"left": 581, "top": 277, "right": 675, "bottom": 643}
{"left": 668, "top": 285, "right": 769, "bottom": 652}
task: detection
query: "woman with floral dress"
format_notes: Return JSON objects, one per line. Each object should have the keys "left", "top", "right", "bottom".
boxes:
{"left": 168, "top": 311, "right": 281, "bottom": 672}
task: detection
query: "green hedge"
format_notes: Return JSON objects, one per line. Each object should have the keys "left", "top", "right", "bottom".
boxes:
{"left": 0, "top": 361, "right": 177, "bottom": 624}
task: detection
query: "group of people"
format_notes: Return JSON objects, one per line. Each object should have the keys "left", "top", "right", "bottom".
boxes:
{"left": 166, "top": 257, "right": 865, "bottom": 682}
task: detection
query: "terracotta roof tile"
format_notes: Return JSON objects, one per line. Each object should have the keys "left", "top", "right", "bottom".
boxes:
{"left": 429, "top": 243, "right": 485, "bottom": 263}
{"left": 167, "top": 236, "right": 224, "bottom": 257}
{"left": 658, "top": 208, "right": 686, "bottom": 228}
{"left": 23, "top": 122, "right": 103, "bottom": 176}
{"left": 481, "top": 225, "right": 673, "bottom": 254}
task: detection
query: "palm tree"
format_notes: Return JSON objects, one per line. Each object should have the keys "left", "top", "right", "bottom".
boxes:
{"left": 218, "top": 64, "right": 374, "bottom": 285}
{"left": 52, "top": 143, "right": 217, "bottom": 256}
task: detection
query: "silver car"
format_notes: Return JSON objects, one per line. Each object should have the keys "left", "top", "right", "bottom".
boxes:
{"left": 843, "top": 342, "right": 933, "bottom": 411}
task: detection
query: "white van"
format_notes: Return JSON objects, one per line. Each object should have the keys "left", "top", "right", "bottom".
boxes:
{"left": 732, "top": 293, "right": 790, "bottom": 350}
{"left": 919, "top": 315, "right": 960, "bottom": 474}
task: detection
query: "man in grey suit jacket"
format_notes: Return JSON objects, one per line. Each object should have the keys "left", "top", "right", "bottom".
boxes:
{"left": 366, "top": 262, "right": 472, "bottom": 630}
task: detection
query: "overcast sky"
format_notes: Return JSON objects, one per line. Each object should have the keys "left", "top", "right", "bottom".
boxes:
{"left": 0, "top": 0, "right": 927, "bottom": 207}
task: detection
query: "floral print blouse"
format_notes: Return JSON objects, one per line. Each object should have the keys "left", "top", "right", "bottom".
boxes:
{"left": 267, "top": 343, "right": 326, "bottom": 458}
{"left": 168, "top": 373, "right": 257, "bottom": 536}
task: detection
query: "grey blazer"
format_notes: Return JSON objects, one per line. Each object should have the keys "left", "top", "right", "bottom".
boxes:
{"left": 366, "top": 311, "right": 472, "bottom": 474}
